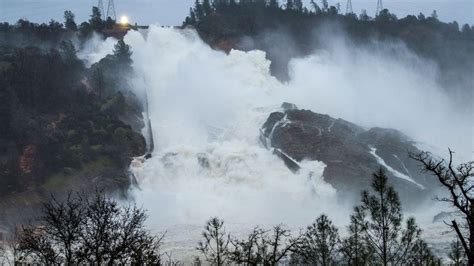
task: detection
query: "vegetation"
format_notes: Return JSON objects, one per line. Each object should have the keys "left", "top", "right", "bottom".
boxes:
{"left": 3, "top": 191, "right": 162, "bottom": 265}
{"left": 411, "top": 150, "right": 474, "bottom": 265}
{"left": 196, "top": 168, "right": 439, "bottom": 265}
{"left": 0, "top": 9, "right": 144, "bottom": 196}
{"left": 184, "top": 0, "right": 474, "bottom": 90}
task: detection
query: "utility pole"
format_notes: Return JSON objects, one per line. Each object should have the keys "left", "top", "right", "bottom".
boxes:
{"left": 376, "top": 0, "right": 384, "bottom": 16}
{"left": 97, "top": 0, "right": 105, "bottom": 20}
{"left": 106, "top": 0, "right": 117, "bottom": 21}
{"left": 346, "top": 0, "right": 353, "bottom": 14}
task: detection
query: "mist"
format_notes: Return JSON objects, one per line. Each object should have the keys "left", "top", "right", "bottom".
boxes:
{"left": 78, "top": 23, "right": 472, "bottom": 258}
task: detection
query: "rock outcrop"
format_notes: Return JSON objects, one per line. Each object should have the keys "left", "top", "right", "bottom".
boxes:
{"left": 261, "top": 103, "right": 436, "bottom": 205}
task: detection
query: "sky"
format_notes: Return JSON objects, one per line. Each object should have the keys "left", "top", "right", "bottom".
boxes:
{"left": 0, "top": 0, "right": 473, "bottom": 26}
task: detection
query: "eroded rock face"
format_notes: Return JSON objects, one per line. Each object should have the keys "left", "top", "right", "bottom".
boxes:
{"left": 261, "top": 104, "right": 436, "bottom": 205}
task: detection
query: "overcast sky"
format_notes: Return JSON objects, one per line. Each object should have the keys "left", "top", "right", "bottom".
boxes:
{"left": 0, "top": 0, "right": 473, "bottom": 26}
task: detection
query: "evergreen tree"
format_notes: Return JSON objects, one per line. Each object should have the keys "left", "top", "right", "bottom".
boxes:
{"left": 89, "top": 6, "right": 104, "bottom": 31}
{"left": 197, "top": 217, "right": 230, "bottom": 266}
{"left": 299, "top": 215, "right": 339, "bottom": 265}
{"left": 294, "top": 0, "right": 303, "bottom": 12}
{"left": 269, "top": 0, "right": 279, "bottom": 9}
{"left": 202, "top": 0, "right": 213, "bottom": 16}
{"left": 59, "top": 40, "right": 77, "bottom": 62}
{"left": 92, "top": 67, "right": 105, "bottom": 100}
{"left": 359, "top": 168, "right": 425, "bottom": 265}
{"left": 321, "top": 0, "right": 329, "bottom": 12}
{"left": 194, "top": 0, "right": 205, "bottom": 22}
{"left": 340, "top": 206, "right": 372, "bottom": 265}
{"left": 113, "top": 39, "right": 132, "bottom": 65}
{"left": 405, "top": 238, "right": 438, "bottom": 265}
{"left": 64, "top": 10, "right": 77, "bottom": 31}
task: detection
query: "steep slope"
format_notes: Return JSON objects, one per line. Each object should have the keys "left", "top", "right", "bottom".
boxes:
{"left": 261, "top": 103, "right": 436, "bottom": 204}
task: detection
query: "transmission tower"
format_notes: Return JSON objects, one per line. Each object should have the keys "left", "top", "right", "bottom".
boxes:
{"left": 106, "top": 0, "right": 117, "bottom": 21}
{"left": 97, "top": 0, "right": 105, "bottom": 20}
{"left": 376, "top": 0, "right": 384, "bottom": 16}
{"left": 345, "top": 0, "right": 353, "bottom": 14}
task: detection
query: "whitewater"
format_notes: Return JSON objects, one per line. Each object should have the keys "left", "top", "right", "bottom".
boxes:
{"left": 81, "top": 24, "right": 472, "bottom": 259}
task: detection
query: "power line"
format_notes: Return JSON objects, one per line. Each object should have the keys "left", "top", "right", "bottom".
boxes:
{"left": 97, "top": 0, "right": 105, "bottom": 20}
{"left": 106, "top": 0, "right": 117, "bottom": 21}
{"left": 346, "top": 0, "right": 353, "bottom": 15}
{"left": 376, "top": 0, "right": 384, "bottom": 16}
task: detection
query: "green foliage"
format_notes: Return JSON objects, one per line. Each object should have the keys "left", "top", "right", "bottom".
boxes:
{"left": 197, "top": 217, "right": 230, "bottom": 266}
{"left": 299, "top": 214, "right": 339, "bottom": 265}
{"left": 357, "top": 168, "right": 432, "bottom": 265}
{"left": 64, "top": 10, "right": 77, "bottom": 31}
{"left": 340, "top": 206, "right": 373, "bottom": 264}
{"left": 113, "top": 39, "right": 132, "bottom": 64}
{"left": 183, "top": 0, "right": 474, "bottom": 85}
{"left": 89, "top": 6, "right": 104, "bottom": 32}
{"left": 0, "top": 39, "right": 144, "bottom": 194}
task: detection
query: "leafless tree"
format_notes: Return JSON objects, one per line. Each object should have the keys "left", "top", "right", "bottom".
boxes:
{"left": 449, "top": 239, "right": 467, "bottom": 265}
{"left": 3, "top": 227, "right": 29, "bottom": 265}
{"left": 230, "top": 226, "right": 267, "bottom": 265}
{"left": 16, "top": 190, "right": 162, "bottom": 265}
{"left": 411, "top": 149, "right": 474, "bottom": 264}
{"left": 77, "top": 191, "right": 162, "bottom": 265}
{"left": 162, "top": 251, "right": 183, "bottom": 266}
{"left": 41, "top": 192, "right": 85, "bottom": 264}
{"left": 18, "top": 225, "right": 59, "bottom": 264}
{"left": 255, "top": 224, "right": 302, "bottom": 265}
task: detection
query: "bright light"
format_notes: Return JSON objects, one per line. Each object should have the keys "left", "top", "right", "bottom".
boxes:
{"left": 120, "top": 15, "right": 129, "bottom": 25}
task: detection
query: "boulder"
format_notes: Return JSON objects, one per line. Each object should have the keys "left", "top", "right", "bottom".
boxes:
{"left": 261, "top": 103, "right": 436, "bottom": 206}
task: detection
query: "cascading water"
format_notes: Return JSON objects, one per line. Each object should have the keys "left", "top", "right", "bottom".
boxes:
{"left": 83, "top": 24, "right": 472, "bottom": 259}
{"left": 124, "top": 26, "right": 341, "bottom": 257}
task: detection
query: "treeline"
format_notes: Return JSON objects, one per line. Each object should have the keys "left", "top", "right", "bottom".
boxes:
{"left": 2, "top": 165, "right": 471, "bottom": 265}
{"left": 0, "top": 12, "right": 143, "bottom": 195}
{"left": 183, "top": 0, "right": 474, "bottom": 91}
{"left": 0, "top": 7, "right": 115, "bottom": 46}
{"left": 196, "top": 169, "right": 440, "bottom": 265}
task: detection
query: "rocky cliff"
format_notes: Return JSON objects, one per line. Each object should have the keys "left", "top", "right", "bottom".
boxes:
{"left": 261, "top": 103, "right": 436, "bottom": 205}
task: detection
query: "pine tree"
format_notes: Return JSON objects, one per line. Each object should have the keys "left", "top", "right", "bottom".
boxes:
{"left": 299, "top": 215, "right": 339, "bottom": 265}
{"left": 92, "top": 67, "right": 105, "bottom": 100}
{"left": 294, "top": 0, "right": 303, "bottom": 12}
{"left": 59, "top": 40, "right": 77, "bottom": 62}
{"left": 321, "top": 0, "right": 329, "bottom": 12}
{"left": 197, "top": 217, "right": 230, "bottom": 266}
{"left": 202, "top": 0, "right": 212, "bottom": 17}
{"left": 89, "top": 6, "right": 104, "bottom": 31}
{"left": 64, "top": 10, "right": 77, "bottom": 31}
{"left": 269, "top": 0, "right": 279, "bottom": 9}
{"left": 194, "top": 0, "right": 205, "bottom": 22}
{"left": 113, "top": 39, "right": 132, "bottom": 65}
{"left": 359, "top": 168, "right": 426, "bottom": 265}
{"left": 340, "top": 206, "right": 372, "bottom": 265}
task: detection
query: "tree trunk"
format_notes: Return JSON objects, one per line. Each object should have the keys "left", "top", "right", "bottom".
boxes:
{"left": 469, "top": 204, "right": 474, "bottom": 266}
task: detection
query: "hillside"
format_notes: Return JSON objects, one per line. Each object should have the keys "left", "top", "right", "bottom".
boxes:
{"left": 0, "top": 30, "right": 146, "bottom": 224}
{"left": 183, "top": 0, "right": 474, "bottom": 101}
